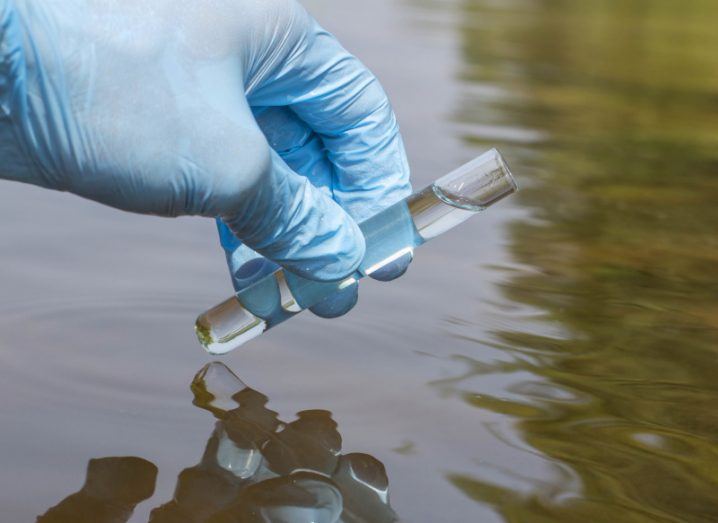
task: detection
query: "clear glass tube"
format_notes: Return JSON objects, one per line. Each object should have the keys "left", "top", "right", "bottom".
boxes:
{"left": 196, "top": 148, "right": 517, "bottom": 354}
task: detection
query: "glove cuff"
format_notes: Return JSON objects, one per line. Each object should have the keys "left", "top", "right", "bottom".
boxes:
{"left": 0, "top": 0, "right": 22, "bottom": 101}
{"left": 0, "top": 0, "right": 24, "bottom": 121}
{"left": 0, "top": 1, "right": 39, "bottom": 184}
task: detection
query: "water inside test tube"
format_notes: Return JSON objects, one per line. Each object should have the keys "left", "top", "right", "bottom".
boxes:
{"left": 408, "top": 185, "right": 477, "bottom": 241}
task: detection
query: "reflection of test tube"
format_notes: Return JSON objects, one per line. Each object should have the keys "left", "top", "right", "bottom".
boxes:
{"left": 196, "top": 148, "right": 518, "bottom": 355}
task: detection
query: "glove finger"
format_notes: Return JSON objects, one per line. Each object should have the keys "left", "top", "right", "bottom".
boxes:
{"left": 222, "top": 149, "right": 365, "bottom": 283}
{"left": 225, "top": 107, "right": 359, "bottom": 318}
{"left": 217, "top": 106, "right": 334, "bottom": 291}
{"left": 217, "top": 219, "right": 279, "bottom": 292}
{"left": 308, "top": 284, "right": 358, "bottom": 319}
{"left": 219, "top": 215, "right": 359, "bottom": 319}
{"left": 246, "top": 6, "right": 412, "bottom": 223}
{"left": 252, "top": 106, "right": 333, "bottom": 196}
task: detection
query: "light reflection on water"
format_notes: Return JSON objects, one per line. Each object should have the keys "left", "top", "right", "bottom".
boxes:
{"left": 1, "top": 0, "right": 717, "bottom": 521}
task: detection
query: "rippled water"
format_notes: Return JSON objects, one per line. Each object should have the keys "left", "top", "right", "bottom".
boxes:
{"left": 2, "top": 0, "right": 717, "bottom": 521}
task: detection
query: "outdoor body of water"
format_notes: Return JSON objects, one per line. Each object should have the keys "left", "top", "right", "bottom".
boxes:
{"left": 1, "top": 0, "right": 717, "bottom": 521}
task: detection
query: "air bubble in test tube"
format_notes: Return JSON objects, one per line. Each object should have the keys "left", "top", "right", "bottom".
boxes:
{"left": 195, "top": 148, "right": 518, "bottom": 354}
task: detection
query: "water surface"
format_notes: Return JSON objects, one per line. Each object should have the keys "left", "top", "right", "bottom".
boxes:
{"left": 1, "top": 0, "right": 717, "bottom": 521}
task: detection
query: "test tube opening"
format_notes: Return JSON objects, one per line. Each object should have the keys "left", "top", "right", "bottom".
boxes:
{"left": 433, "top": 148, "right": 518, "bottom": 211}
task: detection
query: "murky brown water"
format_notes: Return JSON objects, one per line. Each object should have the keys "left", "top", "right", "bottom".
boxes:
{"left": 1, "top": 0, "right": 717, "bottom": 521}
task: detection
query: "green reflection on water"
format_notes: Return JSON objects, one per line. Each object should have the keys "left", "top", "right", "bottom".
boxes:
{"left": 438, "top": 0, "right": 718, "bottom": 520}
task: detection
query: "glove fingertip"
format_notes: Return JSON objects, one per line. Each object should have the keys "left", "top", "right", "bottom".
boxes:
{"left": 231, "top": 257, "right": 280, "bottom": 291}
{"left": 309, "top": 284, "right": 359, "bottom": 319}
{"left": 367, "top": 250, "right": 413, "bottom": 282}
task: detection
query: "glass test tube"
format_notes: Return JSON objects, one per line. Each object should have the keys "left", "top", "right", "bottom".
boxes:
{"left": 196, "top": 148, "right": 518, "bottom": 354}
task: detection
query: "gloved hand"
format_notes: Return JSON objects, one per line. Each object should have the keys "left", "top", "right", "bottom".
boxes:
{"left": 0, "top": 0, "right": 412, "bottom": 315}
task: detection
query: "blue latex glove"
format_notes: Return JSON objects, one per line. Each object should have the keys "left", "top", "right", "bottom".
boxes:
{"left": 0, "top": 0, "right": 411, "bottom": 309}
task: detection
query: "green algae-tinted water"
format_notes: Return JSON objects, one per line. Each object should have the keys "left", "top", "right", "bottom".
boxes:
{"left": 446, "top": 1, "right": 718, "bottom": 520}
{"left": 0, "top": 0, "right": 716, "bottom": 521}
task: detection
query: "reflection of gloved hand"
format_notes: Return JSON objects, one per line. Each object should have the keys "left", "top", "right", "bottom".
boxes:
{"left": 0, "top": 0, "right": 411, "bottom": 289}
{"left": 209, "top": 472, "right": 344, "bottom": 523}
{"left": 37, "top": 457, "right": 157, "bottom": 523}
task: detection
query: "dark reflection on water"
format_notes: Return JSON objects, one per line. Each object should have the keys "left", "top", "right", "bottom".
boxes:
{"left": 37, "top": 363, "right": 397, "bottom": 523}
{"left": 37, "top": 457, "right": 158, "bottom": 523}
{"left": 434, "top": 0, "right": 718, "bottom": 520}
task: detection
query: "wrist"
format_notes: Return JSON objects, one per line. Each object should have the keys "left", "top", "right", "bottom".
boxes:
{"left": 0, "top": 0, "right": 21, "bottom": 85}
{"left": 0, "top": 0, "right": 38, "bottom": 184}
